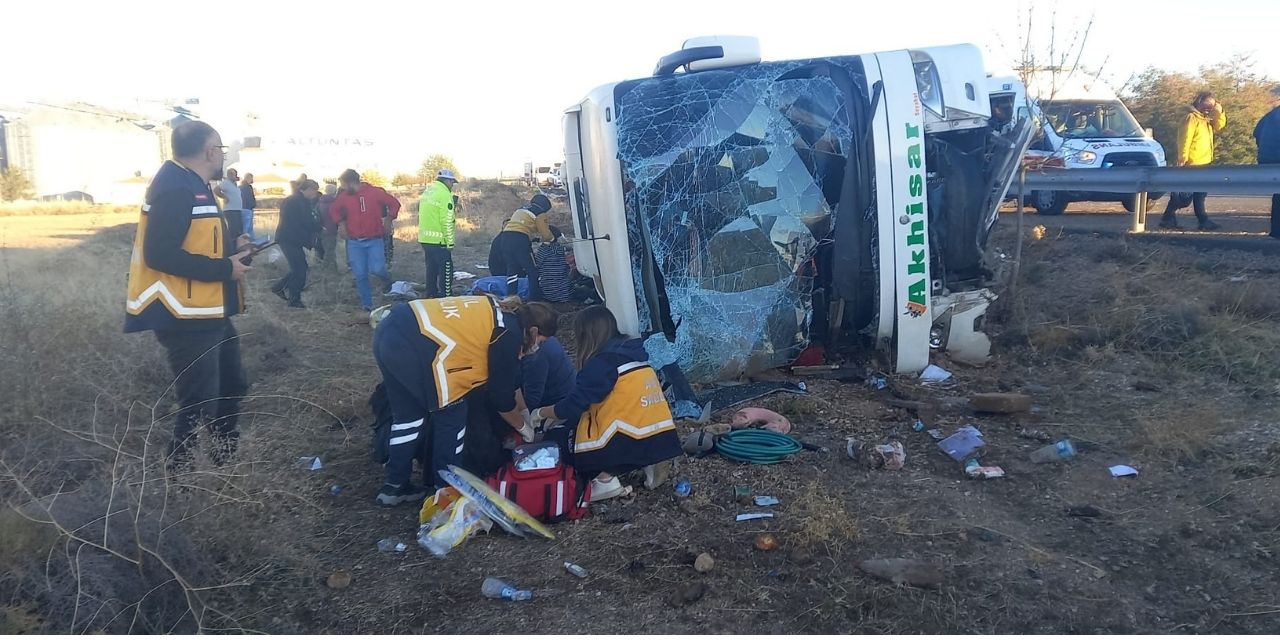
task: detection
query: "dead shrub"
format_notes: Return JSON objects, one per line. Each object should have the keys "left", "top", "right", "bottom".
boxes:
{"left": 790, "top": 481, "right": 859, "bottom": 550}
{"left": 1209, "top": 283, "right": 1280, "bottom": 321}
{"left": 1132, "top": 406, "right": 1225, "bottom": 463}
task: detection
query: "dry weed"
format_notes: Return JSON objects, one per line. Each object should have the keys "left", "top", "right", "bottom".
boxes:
{"left": 1131, "top": 406, "right": 1226, "bottom": 463}
{"left": 790, "top": 480, "right": 859, "bottom": 550}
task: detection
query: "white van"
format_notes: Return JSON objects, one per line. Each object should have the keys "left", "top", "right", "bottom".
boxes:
{"left": 563, "top": 37, "right": 1029, "bottom": 382}
{"left": 989, "top": 74, "right": 1166, "bottom": 215}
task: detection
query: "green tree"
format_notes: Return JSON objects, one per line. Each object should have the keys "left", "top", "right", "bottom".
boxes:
{"left": 1126, "top": 56, "right": 1280, "bottom": 165}
{"left": 417, "top": 154, "right": 461, "bottom": 184}
{"left": 391, "top": 172, "right": 418, "bottom": 187}
{"left": 0, "top": 167, "right": 35, "bottom": 202}
{"left": 361, "top": 168, "right": 389, "bottom": 187}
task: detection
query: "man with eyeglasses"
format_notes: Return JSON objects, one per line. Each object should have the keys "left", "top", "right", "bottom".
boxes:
{"left": 124, "top": 121, "right": 254, "bottom": 468}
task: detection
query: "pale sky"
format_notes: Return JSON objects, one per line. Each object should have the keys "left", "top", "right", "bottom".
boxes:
{"left": 4, "top": 0, "right": 1277, "bottom": 177}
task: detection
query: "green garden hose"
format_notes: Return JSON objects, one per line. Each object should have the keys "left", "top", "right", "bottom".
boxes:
{"left": 715, "top": 429, "right": 804, "bottom": 464}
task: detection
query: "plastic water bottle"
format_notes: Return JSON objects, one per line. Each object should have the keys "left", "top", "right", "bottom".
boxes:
{"left": 1030, "top": 439, "right": 1077, "bottom": 464}
{"left": 481, "top": 577, "right": 532, "bottom": 601}
{"left": 674, "top": 479, "right": 692, "bottom": 498}
{"left": 563, "top": 562, "right": 588, "bottom": 578}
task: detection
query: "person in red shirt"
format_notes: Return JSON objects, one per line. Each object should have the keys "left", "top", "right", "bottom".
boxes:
{"left": 329, "top": 169, "right": 401, "bottom": 310}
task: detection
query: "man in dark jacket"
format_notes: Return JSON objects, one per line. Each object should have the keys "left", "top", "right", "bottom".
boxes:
{"left": 316, "top": 182, "right": 340, "bottom": 272}
{"left": 239, "top": 172, "right": 258, "bottom": 241}
{"left": 1255, "top": 104, "right": 1280, "bottom": 239}
{"left": 124, "top": 121, "right": 253, "bottom": 467}
{"left": 272, "top": 179, "right": 322, "bottom": 307}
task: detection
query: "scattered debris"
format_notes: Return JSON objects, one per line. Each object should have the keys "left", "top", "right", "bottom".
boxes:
{"left": 1030, "top": 224, "right": 1047, "bottom": 241}
{"left": 297, "top": 456, "right": 323, "bottom": 471}
{"left": 1066, "top": 505, "right": 1104, "bottom": 518}
{"left": 912, "top": 418, "right": 926, "bottom": 432}
{"left": 482, "top": 577, "right": 533, "bottom": 601}
{"left": 733, "top": 486, "right": 753, "bottom": 505}
{"left": 1029, "top": 440, "right": 1078, "bottom": 464}
{"left": 919, "top": 365, "right": 953, "bottom": 385}
{"left": 964, "top": 459, "right": 1006, "bottom": 479}
{"left": 453, "top": 270, "right": 477, "bottom": 280}
{"left": 563, "top": 562, "right": 588, "bottom": 578}
{"left": 875, "top": 442, "right": 907, "bottom": 470}
{"left": 730, "top": 407, "right": 792, "bottom": 434}
{"left": 474, "top": 263, "right": 489, "bottom": 270}
{"left": 970, "top": 392, "right": 1034, "bottom": 414}
{"left": 754, "top": 533, "right": 780, "bottom": 551}
{"left": 938, "top": 426, "right": 985, "bottom": 461}
{"left": 736, "top": 513, "right": 775, "bottom": 522}
{"left": 329, "top": 484, "right": 342, "bottom": 496}
{"left": 377, "top": 538, "right": 407, "bottom": 553}
{"left": 694, "top": 553, "right": 715, "bottom": 573}
{"left": 753, "top": 496, "right": 780, "bottom": 507}
{"left": 1109, "top": 465, "right": 1140, "bottom": 477}
{"left": 869, "top": 374, "right": 889, "bottom": 390}
{"left": 859, "top": 558, "right": 944, "bottom": 588}
{"left": 667, "top": 582, "right": 707, "bottom": 607}
{"left": 326, "top": 570, "right": 352, "bottom": 590}
{"left": 926, "top": 428, "right": 945, "bottom": 441}
{"left": 682, "top": 431, "right": 716, "bottom": 456}
{"left": 1017, "top": 427, "right": 1055, "bottom": 443}
{"left": 674, "top": 479, "right": 692, "bottom": 498}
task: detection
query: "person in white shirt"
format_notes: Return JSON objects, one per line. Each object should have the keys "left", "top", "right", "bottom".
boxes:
{"left": 215, "top": 168, "right": 245, "bottom": 238}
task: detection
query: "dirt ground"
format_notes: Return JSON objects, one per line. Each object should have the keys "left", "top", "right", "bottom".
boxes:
{"left": 2, "top": 188, "right": 1279, "bottom": 633}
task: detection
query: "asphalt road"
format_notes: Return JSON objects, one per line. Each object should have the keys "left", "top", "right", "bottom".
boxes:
{"left": 1001, "top": 195, "right": 1280, "bottom": 254}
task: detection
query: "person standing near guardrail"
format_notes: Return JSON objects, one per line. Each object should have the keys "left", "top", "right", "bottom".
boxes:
{"left": 1254, "top": 104, "right": 1280, "bottom": 240}
{"left": 1160, "top": 91, "right": 1226, "bottom": 231}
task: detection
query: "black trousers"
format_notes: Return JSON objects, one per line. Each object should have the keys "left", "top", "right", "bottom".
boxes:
{"left": 1271, "top": 194, "right": 1280, "bottom": 238}
{"left": 1162, "top": 192, "right": 1209, "bottom": 223}
{"left": 422, "top": 243, "right": 454, "bottom": 298}
{"left": 273, "top": 242, "right": 309, "bottom": 302}
{"left": 488, "top": 231, "right": 542, "bottom": 299}
{"left": 154, "top": 319, "right": 248, "bottom": 466}
{"left": 224, "top": 210, "right": 244, "bottom": 239}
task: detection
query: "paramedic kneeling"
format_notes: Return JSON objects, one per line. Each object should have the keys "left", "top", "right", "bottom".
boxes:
{"left": 370, "top": 296, "right": 528, "bottom": 506}
{"left": 527, "top": 306, "right": 682, "bottom": 501}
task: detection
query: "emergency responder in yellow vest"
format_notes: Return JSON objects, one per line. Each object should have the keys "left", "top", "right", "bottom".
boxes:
{"left": 418, "top": 169, "right": 458, "bottom": 298}
{"left": 370, "top": 296, "right": 556, "bottom": 505}
{"left": 124, "top": 121, "right": 253, "bottom": 467}
{"left": 526, "top": 306, "right": 681, "bottom": 501}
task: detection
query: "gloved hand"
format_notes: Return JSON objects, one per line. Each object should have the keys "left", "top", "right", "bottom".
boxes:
{"left": 525, "top": 407, "right": 563, "bottom": 437}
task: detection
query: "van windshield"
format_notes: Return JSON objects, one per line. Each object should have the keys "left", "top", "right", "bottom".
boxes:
{"left": 1040, "top": 99, "right": 1144, "bottom": 138}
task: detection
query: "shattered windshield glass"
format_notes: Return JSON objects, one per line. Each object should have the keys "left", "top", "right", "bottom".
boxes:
{"left": 614, "top": 59, "right": 869, "bottom": 382}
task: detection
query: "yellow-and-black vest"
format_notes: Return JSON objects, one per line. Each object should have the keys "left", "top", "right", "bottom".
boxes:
{"left": 407, "top": 296, "right": 505, "bottom": 407}
{"left": 574, "top": 361, "right": 676, "bottom": 453}
{"left": 125, "top": 161, "right": 243, "bottom": 332}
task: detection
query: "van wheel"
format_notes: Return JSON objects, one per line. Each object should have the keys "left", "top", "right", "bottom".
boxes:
{"left": 1032, "top": 190, "right": 1068, "bottom": 216}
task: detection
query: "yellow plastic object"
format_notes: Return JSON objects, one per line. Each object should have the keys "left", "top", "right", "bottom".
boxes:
{"left": 418, "top": 487, "right": 461, "bottom": 524}
{"left": 441, "top": 465, "right": 555, "bottom": 540}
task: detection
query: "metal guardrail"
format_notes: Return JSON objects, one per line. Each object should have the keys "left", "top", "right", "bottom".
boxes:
{"left": 1007, "top": 165, "right": 1280, "bottom": 232}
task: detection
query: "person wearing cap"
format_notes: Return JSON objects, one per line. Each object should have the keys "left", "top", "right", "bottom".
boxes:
{"left": 418, "top": 169, "right": 459, "bottom": 298}
{"left": 488, "top": 193, "right": 559, "bottom": 300}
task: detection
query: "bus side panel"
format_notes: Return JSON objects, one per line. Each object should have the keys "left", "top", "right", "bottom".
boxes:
{"left": 863, "top": 55, "right": 896, "bottom": 351}
{"left": 572, "top": 90, "right": 644, "bottom": 338}
{"left": 875, "top": 51, "right": 933, "bottom": 374}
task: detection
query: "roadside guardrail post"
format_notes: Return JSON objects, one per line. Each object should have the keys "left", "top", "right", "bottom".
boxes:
{"left": 1130, "top": 191, "right": 1148, "bottom": 234}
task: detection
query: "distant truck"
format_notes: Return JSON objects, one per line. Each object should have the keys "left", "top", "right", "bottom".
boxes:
{"left": 533, "top": 163, "right": 563, "bottom": 188}
{"left": 989, "top": 74, "right": 1166, "bottom": 215}
{"left": 563, "top": 36, "right": 1030, "bottom": 382}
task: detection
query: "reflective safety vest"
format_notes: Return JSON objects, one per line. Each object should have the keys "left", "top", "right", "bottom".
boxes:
{"left": 418, "top": 180, "right": 456, "bottom": 246}
{"left": 125, "top": 161, "right": 242, "bottom": 332}
{"left": 408, "top": 295, "right": 504, "bottom": 407}
{"left": 574, "top": 361, "right": 676, "bottom": 453}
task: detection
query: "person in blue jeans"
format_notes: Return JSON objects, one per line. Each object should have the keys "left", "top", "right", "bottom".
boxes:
{"left": 328, "top": 169, "right": 401, "bottom": 310}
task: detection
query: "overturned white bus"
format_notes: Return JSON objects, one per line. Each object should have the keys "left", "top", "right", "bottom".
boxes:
{"left": 563, "top": 37, "right": 1029, "bottom": 383}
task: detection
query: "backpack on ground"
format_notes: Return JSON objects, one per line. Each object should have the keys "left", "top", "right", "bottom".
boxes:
{"left": 486, "top": 449, "right": 590, "bottom": 522}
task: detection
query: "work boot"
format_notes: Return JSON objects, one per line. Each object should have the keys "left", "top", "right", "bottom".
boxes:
{"left": 271, "top": 283, "right": 288, "bottom": 301}
{"left": 376, "top": 483, "right": 427, "bottom": 507}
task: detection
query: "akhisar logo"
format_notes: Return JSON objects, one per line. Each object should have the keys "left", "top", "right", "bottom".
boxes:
{"left": 903, "top": 122, "right": 928, "bottom": 317}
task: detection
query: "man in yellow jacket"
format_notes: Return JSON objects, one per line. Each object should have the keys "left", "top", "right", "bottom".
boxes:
{"left": 1160, "top": 91, "right": 1226, "bottom": 231}
{"left": 418, "top": 169, "right": 458, "bottom": 298}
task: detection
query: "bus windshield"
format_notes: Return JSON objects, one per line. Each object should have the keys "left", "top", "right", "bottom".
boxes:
{"left": 1040, "top": 99, "right": 1144, "bottom": 138}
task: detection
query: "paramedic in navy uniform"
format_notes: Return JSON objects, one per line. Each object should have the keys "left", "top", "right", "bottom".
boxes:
{"left": 124, "top": 121, "right": 253, "bottom": 468}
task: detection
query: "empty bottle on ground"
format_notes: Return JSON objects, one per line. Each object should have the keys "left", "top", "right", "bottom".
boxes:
{"left": 481, "top": 577, "right": 533, "bottom": 601}
{"left": 1030, "top": 439, "right": 1077, "bottom": 464}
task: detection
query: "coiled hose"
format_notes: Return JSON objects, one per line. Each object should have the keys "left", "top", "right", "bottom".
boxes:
{"left": 716, "top": 429, "right": 804, "bottom": 464}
